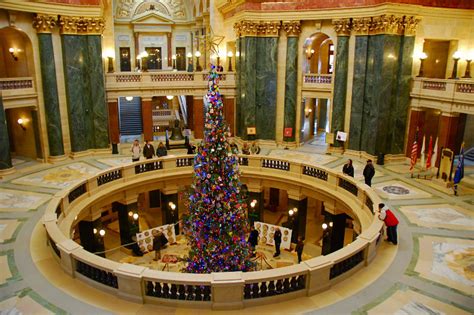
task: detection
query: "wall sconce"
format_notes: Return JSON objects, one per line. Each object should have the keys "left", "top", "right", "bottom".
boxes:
{"left": 166, "top": 95, "right": 174, "bottom": 100}
{"left": 306, "top": 48, "right": 315, "bottom": 60}
{"left": 168, "top": 201, "right": 176, "bottom": 211}
{"left": 416, "top": 52, "right": 428, "bottom": 77}
{"left": 227, "top": 51, "right": 233, "bottom": 72}
{"left": 288, "top": 207, "right": 298, "bottom": 216}
{"left": 17, "top": 118, "right": 26, "bottom": 131}
{"left": 93, "top": 228, "right": 106, "bottom": 236}
{"left": 250, "top": 199, "right": 257, "bottom": 209}
{"left": 195, "top": 51, "right": 202, "bottom": 72}
{"left": 305, "top": 107, "right": 313, "bottom": 118}
{"left": 128, "top": 210, "right": 139, "bottom": 222}
{"left": 125, "top": 96, "right": 133, "bottom": 102}
{"left": 322, "top": 221, "right": 333, "bottom": 230}
{"left": 463, "top": 53, "right": 472, "bottom": 78}
{"left": 9, "top": 48, "right": 18, "bottom": 61}
{"left": 450, "top": 51, "right": 462, "bottom": 79}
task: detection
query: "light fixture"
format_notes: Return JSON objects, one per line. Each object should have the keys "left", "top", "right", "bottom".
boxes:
{"left": 128, "top": 211, "right": 133, "bottom": 217}
{"left": 132, "top": 213, "right": 139, "bottom": 220}
{"left": 99, "top": 229, "right": 106, "bottom": 237}
{"left": 288, "top": 209, "right": 294, "bottom": 216}
{"left": 168, "top": 202, "right": 177, "bottom": 211}
{"left": 293, "top": 207, "right": 298, "bottom": 213}
{"left": 195, "top": 51, "right": 201, "bottom": 57}
{"left": 17, "top": 118, "right": 26, "bottom": 131}
{"left": 9, "top": 47, "right": 18, "bottom": 61}
{"left": 227, "top": 51, "right": 234, "bottom": 72}
{"left": 166, "top": 95, "right": 174, "bottom": 100}
{"left": 307, "top": 48, "right": 315, "bottom": 60}
{"left": 322, "top": 223, "right": 328, "bottom": 230}
{"left": 125, "top": 96, "right": 133, "bottom": 102}
{"left": 463, "top": 52, "right": 472, "bottom": 78}
{"left": 236, "top": 51, "right": 240, "bottom": 57}
{"left": 417, "top": 52, "right": 428, "bottom": 77}
{"left": 195, "top": 51, "right": 202, "bottom": 71}
{"left": 329, "top": 221, "right": 333, "bottom": 228}
{"left": 186, "top": 52, "right": 193, "bottom": 58}
{"left": 305, "top": 107, "right": 313, "bottom": 118}
{"left": 93, "top": 228, "right": 98, "bottom": 234}
{"left": 450, "top": 51, "right": 462, "bottom": 79}
{"left": 250, "top": 199, "right": 257, "bottom": 208}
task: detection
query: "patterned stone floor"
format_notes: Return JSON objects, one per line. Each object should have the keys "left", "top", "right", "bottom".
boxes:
{"left": 0, "top": 145, "right": 473, "bottom": 314}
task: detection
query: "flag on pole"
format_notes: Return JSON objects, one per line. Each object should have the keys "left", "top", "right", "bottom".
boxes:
{"left": 426, "top": 136, "right": 433, "bottom": 169}
{"left": 410, "top": 128, "right": 419, "bottom": 171}
{"left": 453, "top": 144, "right": 465, "bottom": 185}
{"left": 431, "top": 137, "right": 439, "bottom": 169}
{"left": 420, "top": 135, "right": 426, "bottom": 169}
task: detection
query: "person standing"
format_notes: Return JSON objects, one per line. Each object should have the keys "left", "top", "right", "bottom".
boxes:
{"left": 248, "top": 227, "right": 259, "bottom": 257}
{"left": 152, "top": 230, "right": 162, "bottom": 261}
{"left": 187, "top": 142, "right": 196, "bottom": 154}
{"left": 143, "top": 141, "right": 155, "bottom": 159}
{"left": 156, "top": 142, "right": 167, "bottom": 157}
{"left": 130, "top": 139, "right": 141, "bottom": 162}
{"left": 250, "top": 141, "right": 261, "bottom": 155}
{"left": 295, "top": 237, "right": 304, "bottom": 263}
{"left": 378, "top": 203, "right": 399, "bottom": 245}
{"left": 242, "top": 142, "right": 251, "bottom": 155}
{"left": 363, "top": 159, "right": 375, "bottom": 186}
{"left": 273, "top": 228, "right": 282, "bottom": 257}
{"left": 342, "top": 159, "right": 354, "bottom": 177}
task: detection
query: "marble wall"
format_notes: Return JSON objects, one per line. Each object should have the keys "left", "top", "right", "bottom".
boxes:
{"left": 284, "top": 37, "right": 298, "bottom": 141}
{"left": 61, "top": 35, "right": 109, "bottom": 153}
{"left": 236, "top": 36, "right": 278, "bottom": 140}
{"left": 38, "top": 33, "right": 65, "bottom": 157}
{"left": 331, "top": 36, "right": 349, "bottom": 145}
{"left": 0, "top": 95, "right": 12, "bottom": 170}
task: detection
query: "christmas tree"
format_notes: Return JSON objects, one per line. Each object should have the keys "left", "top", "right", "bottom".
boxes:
{"left": 182, "top": 65, "right": 255, "bottom": 273}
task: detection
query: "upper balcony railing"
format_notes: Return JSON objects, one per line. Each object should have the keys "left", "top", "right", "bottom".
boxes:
{"left": 302, "top": 74, "right": 333, "bottom": 95}
{"left": 0, "top": 77, "right": 38, "bottom": 108}
{"left": 411, "top": 77, "right": 474, "bottom": 114}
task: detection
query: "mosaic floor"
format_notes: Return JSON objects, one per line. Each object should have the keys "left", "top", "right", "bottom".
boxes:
{"left": 0, "top": 148, "right": 472, "bottom": 314}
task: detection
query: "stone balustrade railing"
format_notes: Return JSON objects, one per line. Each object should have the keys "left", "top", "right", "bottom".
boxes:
{"left": 303, "top": 74, "right": 333, "bottom": 85}
{"left": 43, "top": 155, "right": 383, "bottom": 309}
{"left": 411, "top": 78, "right": 474, "bottom": 114}
{"left": 0, "top": 77, "right": 34, "bottom": 90}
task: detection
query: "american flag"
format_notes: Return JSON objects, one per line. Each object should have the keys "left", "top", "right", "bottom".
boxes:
{"left": 409, "top": 128, "right": 419, "bottom": 171}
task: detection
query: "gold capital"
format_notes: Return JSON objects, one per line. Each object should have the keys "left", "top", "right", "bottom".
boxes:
{"left": 59, "top": 16, "right": 105, "bottom": 35}
{"left": 234, "top": 20, "right": 281, "bottom": 37}
{"left": 369, "top": 15, "right": 404, "bottom": 35}
{"left": 282, "top": 21, "right": 301, "bottom": 37}
{"left": 33, "top": 14, "right": 57, "bottom": 33}
{"left": 332, "top": 19, "right": 351, "bottom": 36}
{"left": 402, "top": 16, "right": 420, "bottom": 36}
{"left": 351, "top": 18, "right": 371, "bottom": 36}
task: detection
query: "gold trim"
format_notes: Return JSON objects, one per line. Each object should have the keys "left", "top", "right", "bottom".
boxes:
{"left": 351, "top": 17, "right": 371, "bottom": 36}
{"left": 332, "top": 18, "right": 351, "bottom": 36}
{"left": 234, "top": 20, "right": 281, "bottom": 37}
{"left": 59, "top": 16, "right": 105, "bottom": 35}
{"left": 402, "top": 16, "right": 420, "bottom": 36}
{"left": 33, "top": 14, "right": 58, "bottom": 34}
{"left": 369, "top": 15, "right": 404, "bottom": 35}
{"left": 282, "top": 21, "right": 301, "bottom": 37}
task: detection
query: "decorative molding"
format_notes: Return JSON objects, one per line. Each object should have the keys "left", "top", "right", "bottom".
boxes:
{"left": 234, "top": 20, "right": 281, "bottom": 37}
{"left": 282, "top": 21, "right": 301, "bottom": 37}
{"left": 351, "top": 17, "right": 371, "bottom": 36}
{"left": 332, "top": 18, "right": 351, "bottom": 36}
{"left": 59, "top": 16, "right": 105, "bottom": 35}
{"left": 402, "top": 16, "right": 421, "bottom": 36}
{"left": 32, "top": 14, "right": 57, "bottom": 33}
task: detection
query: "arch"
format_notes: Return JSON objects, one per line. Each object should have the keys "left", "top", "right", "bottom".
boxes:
{"left": 0, "top": 26, "right": 35, "bottom": 78}
{"left": 302, "top": 32, "right": 334, "bottom": 74}
{"left": 134, "top": 1, "right": 171, "bottom": 17}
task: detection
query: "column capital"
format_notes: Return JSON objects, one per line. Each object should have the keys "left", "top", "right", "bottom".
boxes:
{"left": 32, "top": 14, "right": 58, "bottom": 34}
{"left": 59, "top": 16, "right": 105, "bottom": 35}
{"left": 282, "top": 21, "right": 301, "bottom": 37}
{"left": 369, "top": 15, "right": 404, "bottom": 35}
{"left": 351, "top": 17, "right": 371, "bottom": 36}
{"left": 234, "top": 20, "right": 281, "bottom": 37}
{"left": 402, "top": 16, "right": 421, "bottom": 36}
{"left": 332, "top": 18, "right": 351, "bottom": 36}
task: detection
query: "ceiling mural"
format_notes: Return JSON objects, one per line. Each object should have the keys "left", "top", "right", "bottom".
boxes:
{"left": 115, "top": 0, "right": 186, "bottom": 20}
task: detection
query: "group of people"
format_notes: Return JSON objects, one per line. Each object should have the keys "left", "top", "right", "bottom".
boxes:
{"left": 342, "top": 158, "right": 376, "bottom": 186}
{"left": 130, "top": 140, "right": 168, "bottom": 161}
{"left": 230, "top": 141, "right": 261, "bottom": 155}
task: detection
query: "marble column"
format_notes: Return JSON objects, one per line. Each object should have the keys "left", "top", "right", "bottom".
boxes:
{"left": 31, "top": 110, "right": 43, "bottom": 159}
{"left": 321, "top": 212, "right": 346, "bottom": 256}
{"left": 37, "top": 32, "right": 65, "bottom": 157}
{"left": 318, "top": 99, "right": 328, "bottom": 131}
{"left": 141, "top": 98, "right": 153, "bottom": 142}
{"left": 0, "top": 93, "right": 13, "bottom": 171}
{"left": 114, "top": 201, "right": 139, "bottom": 250}
{"left": 239, "top": 36, "right": 257, "bottom": 139}
{"left": 282, "top": 22, "right": 301, "bottom": 142}
{"left": 235, "top": 38, "right": 242, "bottom": 137}
{"left": 108, "top": 100, "right": 120, "bottom": 145}
{"left": 223, "top": 96, "right": 235, "bottom": 136}
{"left": 288, "top": 197, "right": 307, "bottom": 243}
{"left": 160, "top": 191, "right": 179, "bottom": 234}
{"left": 331, "top": 19, "right": 351, "bottom": 146}
{"left": 248, "top": 191, "right": 264, "bottom": 226}
{"left": 192, "top": 97, "right": 204, "bottom": 139}
{"left": 78, "top": 217, "right": 105, "bottom": 258}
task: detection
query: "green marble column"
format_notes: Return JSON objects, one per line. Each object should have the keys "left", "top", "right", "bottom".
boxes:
{"left": 87, "top": 35, "right": 109, "bottom": 149}
{"left": 38, "top": 33, "right": 64, "bottom": 157}
{"left": 31, "top": 110, "right": 43, "bottom": 159}
{"left": 0, "top": 95, "right": 12, "bottom": 170}
{"left": 255, "top": 37, "right": 278, "bottom": 140}
{"left": 331, "top": 35, "right": 349, "bottom": 144}
{"left": 348, "top": 36, "right": 369, "bottom": 151}
{"left": 62, "top": 35, "right": 109, "bottom": 152}
{"left": 283, "top": 37, "right": 298, "bottom": 141}
{"left": 239, "top": 36, "right": 257, "bottom": 139}
{"left": 235, "top": 38, "right": 242, "bottom": 137}
{"left": 318, "top": 99, "right": 328, "bottom": 131}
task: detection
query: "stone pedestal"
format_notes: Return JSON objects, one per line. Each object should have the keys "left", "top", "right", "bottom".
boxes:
{"left": 115, "top": 263, "right": 146, "bottom": 303}
{"left": 211, "top": 272, "right": 244, "bottom": 310}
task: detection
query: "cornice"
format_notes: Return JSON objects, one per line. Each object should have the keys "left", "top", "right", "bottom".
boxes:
{"left": 369, "top": 14, "right": 404, "bottom": 35}
{"left": 234, "top": 20, "right": 281, "bottom": 37}
{"left": 0, "top": 0, "right": 101, "bottom": 17}
{"left": 332, "top": 18, "right": 351, "bottom": 36}
{"left": 351, "top": 17, "right": 371, "bottom": 36}
{"left": 282, "top": 21, "right": 301, "bottom": 37}
{"left": 32, "top": 14, "right": 58, "bottom": 34}
{"left": 59, "top": 16, "right": 105, "bottom": 35}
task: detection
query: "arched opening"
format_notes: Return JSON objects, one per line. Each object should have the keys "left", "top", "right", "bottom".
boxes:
{"left": 303, "top": 33, "right": 334, "bottom": 75}
{"left": 0, "top": 27, "right": 41, "bottom": 161}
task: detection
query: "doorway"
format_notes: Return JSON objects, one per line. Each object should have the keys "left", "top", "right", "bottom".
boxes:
{"left": 145, "top": 47, "right": 162, "bottom": 70}
{"left": 119, "top": 47, "right": 131, "bottom": 72}
{"left": 176, "top": 47, "right": 186, "bottom": 71}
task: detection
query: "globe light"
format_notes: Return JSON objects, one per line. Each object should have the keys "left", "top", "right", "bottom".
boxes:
{"left": 133, "top": 213, "right": 139, "bottom": 220}
{"left": 99, "top": 229, "right": 106, "bottom": 237}
{"left": 322, "top": 223, "right": 328, "bottom": 230}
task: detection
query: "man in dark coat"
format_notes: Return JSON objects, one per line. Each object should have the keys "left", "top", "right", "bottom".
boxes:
{"left": 363, "top": 159, "right": 375, "bottom": 186}
{"left": 273, "top": 228, "right": 282, "bottom": 257}
{"left": 295, "top": 237, "right": 304, "bottom": 263}
{"left": 342, "top": 159, "right": 354, "bottom": 177}
{"left": 143, "top": 141, "right": 155, "bottom": 159}
{"left": 248, "top": 227, "right": 259, "bottom": 257}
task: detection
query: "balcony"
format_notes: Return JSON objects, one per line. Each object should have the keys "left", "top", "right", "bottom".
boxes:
{"left": 0, "top": 77, "right": 38, "bottom": 109}
{"left": 410, "top": 78, "right": 474, "bottom": 114}
{"left": 301, "top": 74, "right": 333, "bottom": 98}
{"left": 105, "top": 71, "right": 236, "bottom": 99}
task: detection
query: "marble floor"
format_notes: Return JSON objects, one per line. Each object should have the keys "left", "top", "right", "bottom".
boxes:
{"left": 0, "top": 145, "right": 473, "bottom": 314}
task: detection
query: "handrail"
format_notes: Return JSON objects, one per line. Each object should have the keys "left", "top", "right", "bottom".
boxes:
{"left": 0, "top": 77, "right": 34, "bottom": 90}
{"left": 43, "top": 154, "right": 383, "bottom": 308}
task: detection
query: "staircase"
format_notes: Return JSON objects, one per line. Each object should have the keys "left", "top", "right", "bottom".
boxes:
{"left": 464, "top": 146, "right": 474, "bottom": 162}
